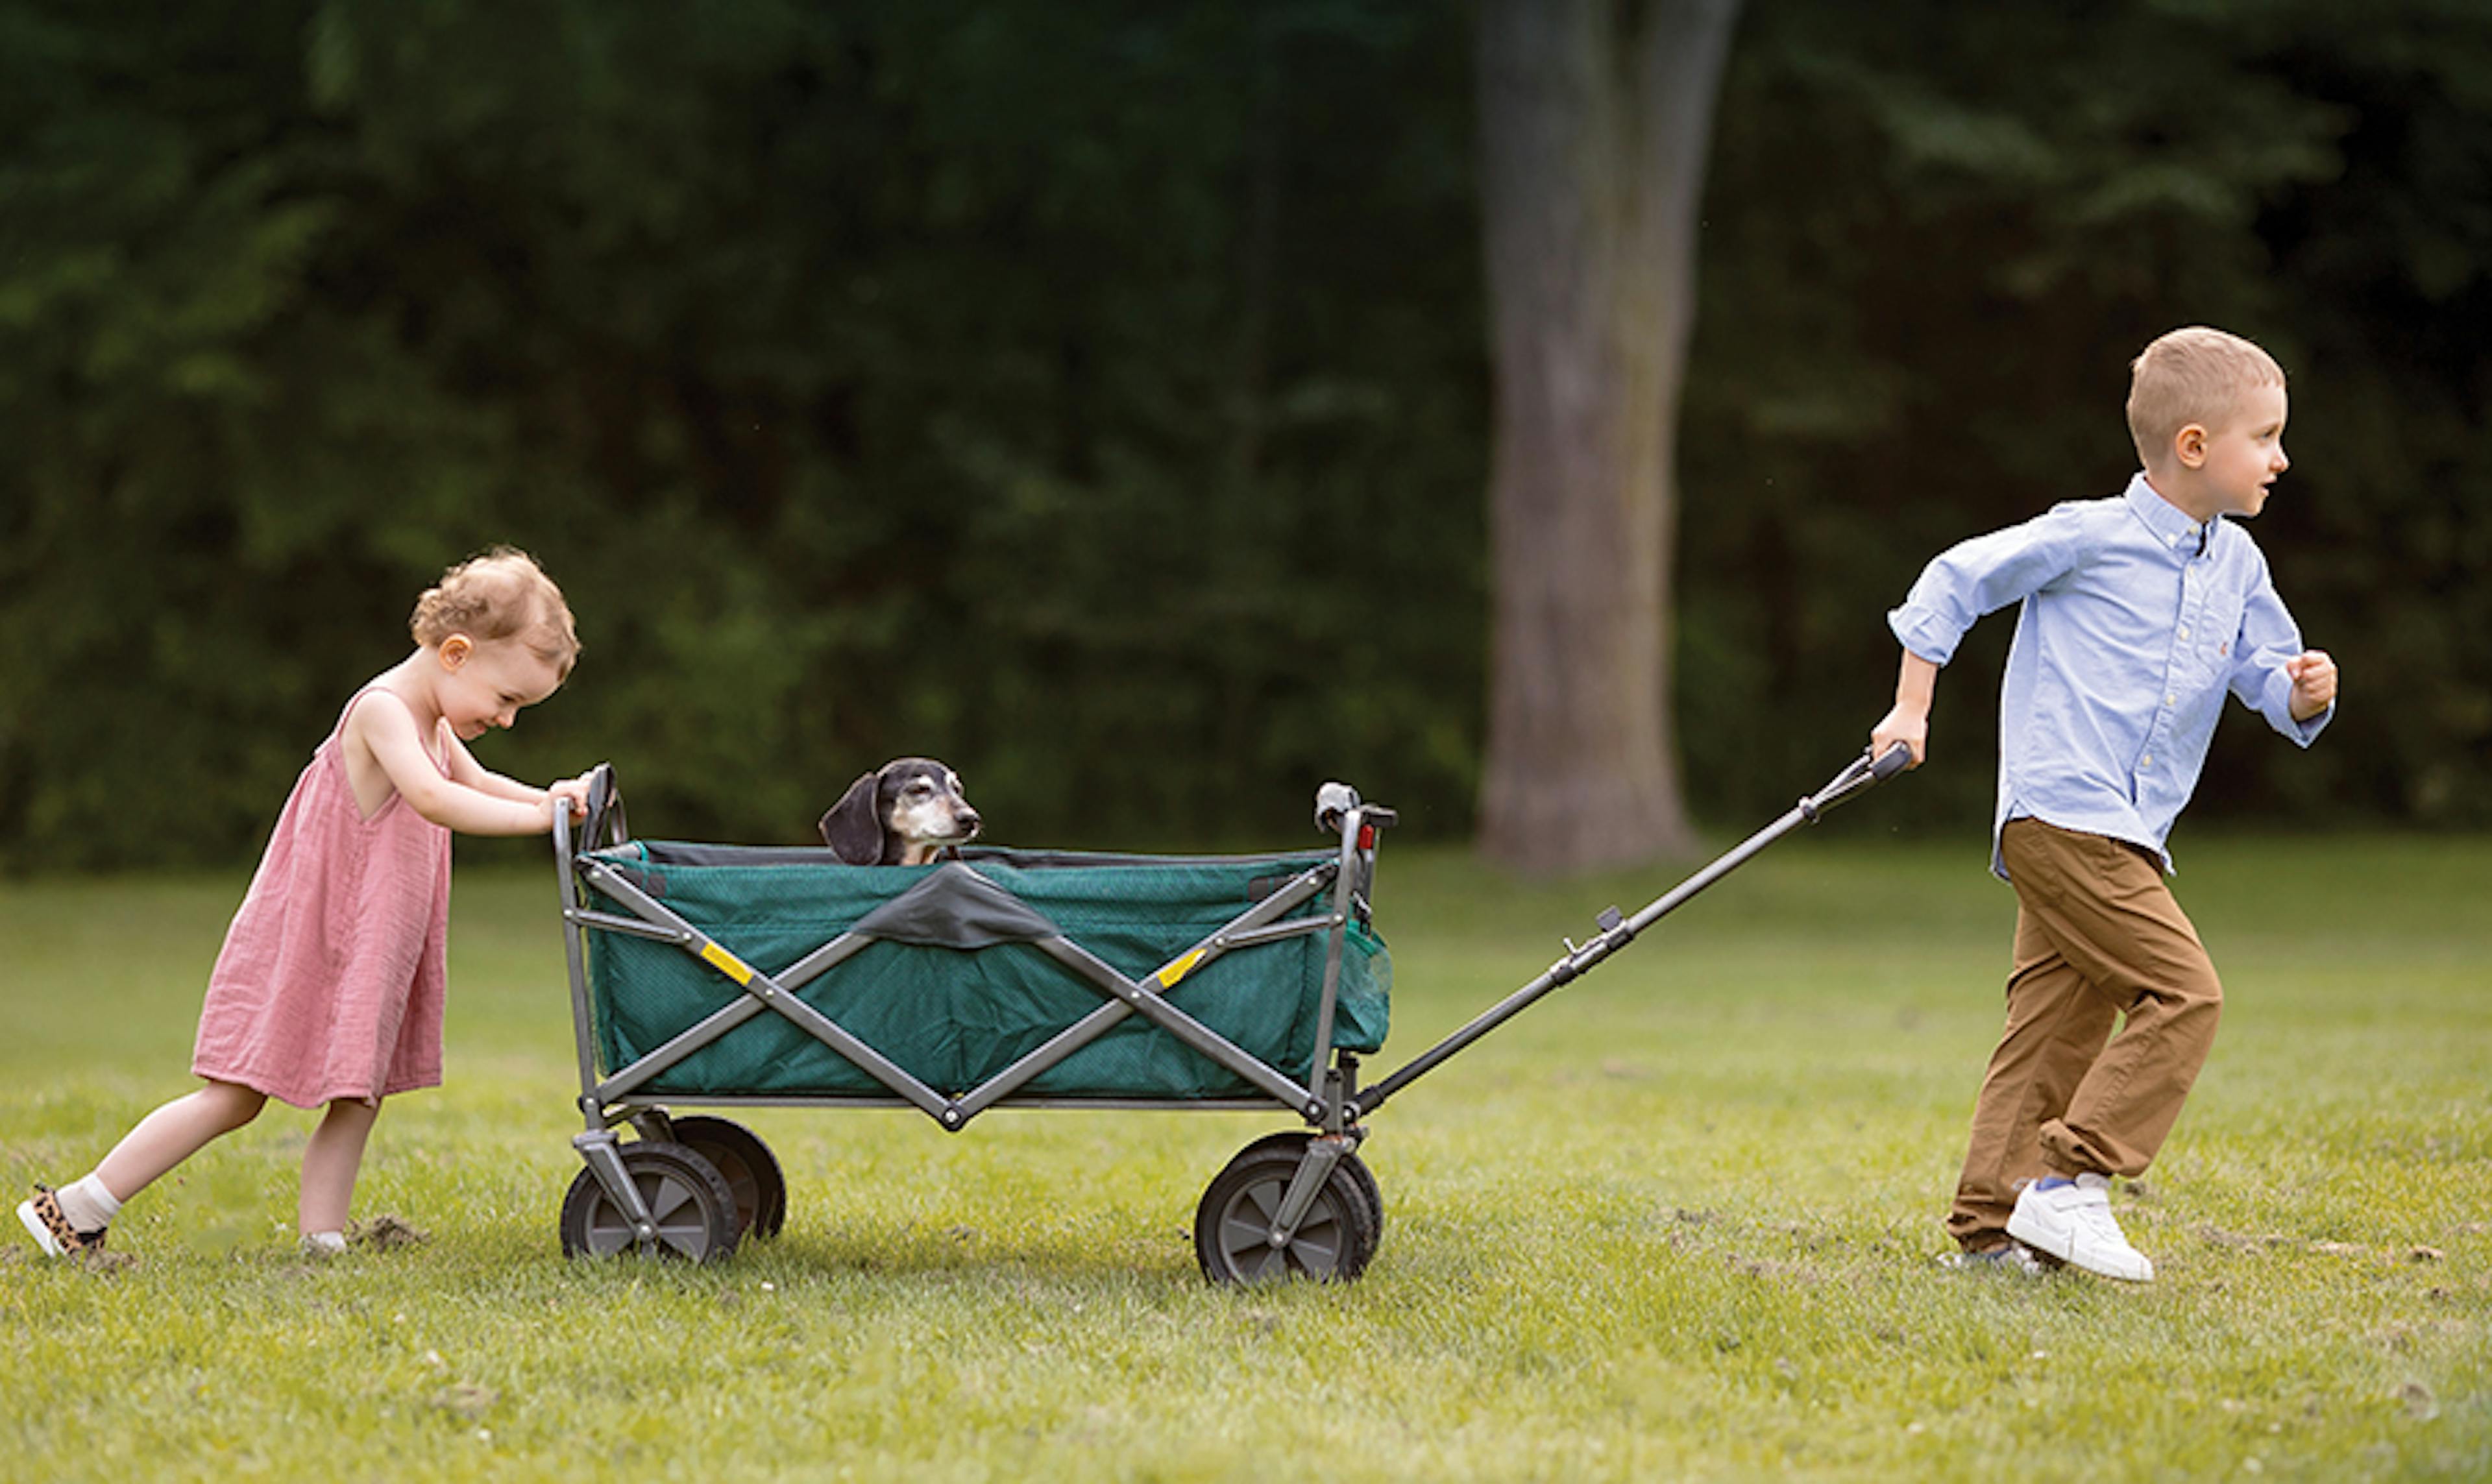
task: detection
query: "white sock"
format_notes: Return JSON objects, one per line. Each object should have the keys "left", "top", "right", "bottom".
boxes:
{"left": 302, "top": 1230, "right": 348, "bottom": 1255}
{"left": 55, "top": 1175, "right": 122, "bottom": 1233}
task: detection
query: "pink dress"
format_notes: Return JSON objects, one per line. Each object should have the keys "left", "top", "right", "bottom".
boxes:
{"left": 191, "top": 690, "right": 452, "bottom": 1109}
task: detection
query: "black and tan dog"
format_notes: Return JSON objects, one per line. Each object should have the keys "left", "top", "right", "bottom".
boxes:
{"left": 818, "top": 758, "right": 983, "bottom": 865}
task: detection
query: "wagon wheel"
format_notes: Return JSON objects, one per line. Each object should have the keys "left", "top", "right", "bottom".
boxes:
{"left": 1193, "top": 1139, "right": 1380, "bottom": 1285}
{"left": 1227, "top": 1130, "right": 1384, "bottom": 1245}
{"left": 664, "top": 1115, "right": 787, "bottom": 1240}
{"left": 559, "top": 1141, "right": 741, "bottom": 1262}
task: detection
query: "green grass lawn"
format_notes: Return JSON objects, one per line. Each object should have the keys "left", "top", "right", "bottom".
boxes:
{"left": 4, "top": 831, "right": 2486, "bottom": 1481}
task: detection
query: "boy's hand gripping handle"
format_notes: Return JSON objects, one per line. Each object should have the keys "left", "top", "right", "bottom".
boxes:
{"left": 1800, "top": 743, "right": 1916, "bottom": 822}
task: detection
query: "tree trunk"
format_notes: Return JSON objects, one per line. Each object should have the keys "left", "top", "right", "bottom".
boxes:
{"left": 1475, "top": 0, "right": 1741, "bottom": 876}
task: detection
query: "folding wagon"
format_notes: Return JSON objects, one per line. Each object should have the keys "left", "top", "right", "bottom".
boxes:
{"left": 548, "top": 751, "right": 1906, "bottom": 1283}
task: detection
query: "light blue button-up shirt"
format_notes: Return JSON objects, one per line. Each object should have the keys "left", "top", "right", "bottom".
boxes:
{"left": 1889, "top": 473, "right": 2331, "bottom": 879}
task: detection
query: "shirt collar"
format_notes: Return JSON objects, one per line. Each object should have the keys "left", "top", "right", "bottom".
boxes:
{"left": 2125, "top": 471, "right": 2214, "bottom": 558}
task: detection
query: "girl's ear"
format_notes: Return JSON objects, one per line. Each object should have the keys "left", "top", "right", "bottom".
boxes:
{"left": 437, "top": 634, "right": 474, "bottom": 670}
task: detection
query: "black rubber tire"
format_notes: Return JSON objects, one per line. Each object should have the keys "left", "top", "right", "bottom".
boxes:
{"left": 1194, "top": 1139, "right": 1380, "bottom": 1285}
{"left": 665, "top": 1115, "right": 787, "bottom": 1240}
{"left": 558, "top": 1141, "right": 741, "bottom": 1262}
{"left": 1226, "top": 1130, "right": 1384, "bottom": 1245}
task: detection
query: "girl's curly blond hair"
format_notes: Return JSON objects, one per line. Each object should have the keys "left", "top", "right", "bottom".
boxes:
{"left": 409, "top": 547, "right": 580, "bottom": 677}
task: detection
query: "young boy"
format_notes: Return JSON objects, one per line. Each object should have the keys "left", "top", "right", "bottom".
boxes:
{"left": 1870, "top": 326, "right": 2338, "bottom": 1281}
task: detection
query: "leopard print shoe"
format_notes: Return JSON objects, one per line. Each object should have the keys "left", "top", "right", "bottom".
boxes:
{"left": 17, "top": 1184, "right": 108, "bottom": 1258}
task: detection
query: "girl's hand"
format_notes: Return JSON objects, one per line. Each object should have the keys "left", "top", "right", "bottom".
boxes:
{"left": 546, "top": 773, "right": 595, "bottom": 821}
{"left": 2286, "top": 650, "right": 2338, "bottom": 720}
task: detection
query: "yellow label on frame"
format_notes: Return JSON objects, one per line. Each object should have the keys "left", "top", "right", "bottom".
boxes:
{"left": 1156, "top": 949, "right": 1206, "bottom": 990}
{"left": 700, "top": 941, "right": 756, "bottom": 986}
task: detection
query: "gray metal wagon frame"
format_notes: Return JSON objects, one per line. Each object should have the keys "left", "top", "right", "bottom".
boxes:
{"left": 550, "top": 750, "right": 1907, "bottom": 1283}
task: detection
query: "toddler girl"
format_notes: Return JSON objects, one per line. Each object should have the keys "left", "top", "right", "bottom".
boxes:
{"left": 18, "top": 547, "right": 595, "bottom": 1259}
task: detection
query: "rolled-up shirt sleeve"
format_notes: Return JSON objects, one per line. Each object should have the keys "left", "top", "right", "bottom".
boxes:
{"left": 1888, "top": 509, "right": 2087, "bottom": 666}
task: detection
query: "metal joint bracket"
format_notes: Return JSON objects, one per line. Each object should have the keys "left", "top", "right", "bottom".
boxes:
{"left": 1320, "top": 1055, "right": 1362, "bottom": 1134}
{"left": 1558, "top": 906, "right": 1637, "bottom": 979}
{"left": 572, "top": 1130, "right": 656, "bottom": 1248}
{"left": 1265, "top": 1134, "right": 1351, "bottom": 1250}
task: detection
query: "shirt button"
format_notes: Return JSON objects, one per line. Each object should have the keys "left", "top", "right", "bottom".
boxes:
{"left": 2178, "top": 626, "right": 2192, "bottom": 640}
{"left": 2165, "top": 694, "right": 2177, "bottom": 707}
{"left": 2141, "top": 754, "right": 2154, "bottom": 768}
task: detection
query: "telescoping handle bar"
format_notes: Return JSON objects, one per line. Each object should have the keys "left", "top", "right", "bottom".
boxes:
{"left": 1348, "top": 744, "right": 1914, "bottom": 1121}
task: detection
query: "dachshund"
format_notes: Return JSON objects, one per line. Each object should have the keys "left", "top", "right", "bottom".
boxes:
{"left": 818, "top": 758, "right": 983, "bottom": 865}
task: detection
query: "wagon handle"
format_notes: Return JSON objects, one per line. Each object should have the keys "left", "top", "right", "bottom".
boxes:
{"left": 580, "top": 762, "right": 629, "bottom": 851}
{"left": 1800, "top": 742, "right": 1914, "bottom": 823}
{"left": 1315, "top": 782, "right": 1399, "bottom": 834}
{"left": 1347, "top": 744, "right": 1913, "bottom": 1121}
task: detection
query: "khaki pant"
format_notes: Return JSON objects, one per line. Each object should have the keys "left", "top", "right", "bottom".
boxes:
{"left": 1947, "top": 818, "right": 2224, "bottom": 1249}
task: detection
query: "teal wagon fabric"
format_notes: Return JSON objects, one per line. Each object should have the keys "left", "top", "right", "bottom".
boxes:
{"left": 583, "top": 844, "right": 1391, "bottom": 1100}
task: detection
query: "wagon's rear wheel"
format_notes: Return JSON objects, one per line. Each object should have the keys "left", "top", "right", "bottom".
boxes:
{"left": 665, "top": 1116, "right": 787, "bottom": 1240}
{"left": 1194, "top": 1137, "right": 1380, "bottom": 1285}
{"left": 559, "top": 1141, "right": 741, "bottom": 1262}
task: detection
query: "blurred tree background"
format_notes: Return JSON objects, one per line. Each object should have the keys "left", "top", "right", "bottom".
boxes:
{"left": 3, "top": 0, "right": 2487, "bottom": 873}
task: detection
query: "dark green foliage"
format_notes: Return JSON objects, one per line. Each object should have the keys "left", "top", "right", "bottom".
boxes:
{"left": 0, "top": 1, "right": 1486, "bottom": 867}
{"left": 3, "top": 0, "right": 2487, "bottom": 871}
{"left": 1678, "top": 0, "right": 2492, "bottom": 830}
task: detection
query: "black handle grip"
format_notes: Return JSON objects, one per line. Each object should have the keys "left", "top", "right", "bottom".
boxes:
{"left": 580, "top": 762, "right": 628, "bottom": 851}
{"left": 1802, "top": 742, "right": 1916, "bottom": 821}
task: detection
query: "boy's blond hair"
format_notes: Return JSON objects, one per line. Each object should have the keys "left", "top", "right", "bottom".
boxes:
{"left": 2126, "top": 326, "right": 2286, "bottom": 469}
{"left": 410, "top": 546, "right": 581, "bottom": 677}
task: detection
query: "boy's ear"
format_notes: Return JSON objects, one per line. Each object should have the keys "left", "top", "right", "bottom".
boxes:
{"left": 2173, "top": 422, "right": 2210, "bottom": 469}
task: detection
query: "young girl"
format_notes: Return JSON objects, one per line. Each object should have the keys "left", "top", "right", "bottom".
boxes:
{"left": 18, "top": 548, "right": 596, "bottom": 1259}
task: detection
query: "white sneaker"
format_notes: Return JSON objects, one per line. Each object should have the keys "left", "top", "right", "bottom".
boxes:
{"left": 2006, "top": 1174, "right": 2154, "bottom": 1282}
{"left": 18, "top": 1184, "right": 109, "bottom": 1259}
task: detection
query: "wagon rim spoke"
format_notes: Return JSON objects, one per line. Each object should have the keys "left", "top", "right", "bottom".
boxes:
{"left": 642, "top": 1173, "right": 698, "bottom": 1228}
{"left": 1223, "top": 1212, "right": 1275, "bottom": 1254}
{"left": 1289, "top": 1208, "right": 1341, "bottom": 1274}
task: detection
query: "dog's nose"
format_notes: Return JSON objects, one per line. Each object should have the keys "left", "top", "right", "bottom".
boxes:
{"left": 959, "top": 809, "right": 983, "bottom": 833}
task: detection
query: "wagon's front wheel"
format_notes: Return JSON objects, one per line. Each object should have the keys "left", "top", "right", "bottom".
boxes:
{"left": 665, "top": 1115, "right": 787, "bottom": 1240}
{"left": 559, "top": 1141, "right": 741, "bottom": 1262}
{"left": 1226, "top": 1130, "right": 1383, "bottom": 1245}
{"left": 1194, "top": 1140, "right": 1379, "bottom": 1285}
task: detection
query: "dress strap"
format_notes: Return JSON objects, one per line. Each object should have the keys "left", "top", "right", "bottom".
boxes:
{"left": 329, "top": 684, "right": 451, "bottom": 777}
{"left": 332, "top": 685, "right": 387, "bottom": 738}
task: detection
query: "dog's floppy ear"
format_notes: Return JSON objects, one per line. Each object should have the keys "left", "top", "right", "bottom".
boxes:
{"left": 818, "top": 771, "right": 886, "bottom": 864}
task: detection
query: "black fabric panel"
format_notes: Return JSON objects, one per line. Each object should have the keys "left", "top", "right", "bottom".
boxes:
{"left": 847, "top": 863, "right": 1064, "bottom": 949}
